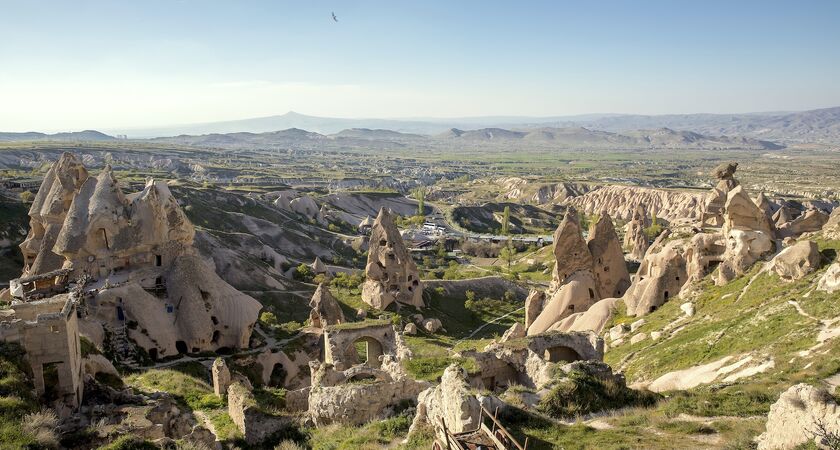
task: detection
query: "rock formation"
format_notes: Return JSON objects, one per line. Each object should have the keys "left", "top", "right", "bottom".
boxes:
{"left": 309, "top": 283, "right": 345, "bottom": 328}
{"left": 817, "top": 262, "right": 840, "bottom": 293}
{"left": 361, "top": 208, "right": 423, "bottom": 310}
{"left": 777, "top": 209, "right": 830, "bottom": 238}
{"left": 684, "top": 232, "right": 725, "bottom": 283}
{"left": 10, "top": 154, "right": 262, "bottom": 360}
{"left": 756, "top": 384, "right": 840, "bottom": 450}
{"left": 822, "top": 207, "right": 840, "bottom": 239}
{"left": 716, "top": 230, "right": 774, "bottom": 285}
{"left": 568, "top": 185, "right": 705, "bottom": 223}
{"left": 767, "top": 240, "right": 821, "bottom": 281}
{"left": 19, "top": 152, "right": 89, "bottom": 277}
{"left": 588, "top": 213, "right": 631, "bottom": 298}
{"left": 723, "top": 186, "right": 776, "bottom": 237}
{"left": 212, "top": 357, "right": 231, "bottom": 397}
{"left": 624, "top": 204, "right": 649, "bottom": 261}
{"left": 410, "top": 364, "right": 482, "bottom": 442}
{"left": 623, "top": 234, "right": 688, "bottom": 316}
{"left": 701, "top": 162, "right": 740, "bottom": 227}
{"left": 528, "top": 208, "right": 629, "bottom": 334}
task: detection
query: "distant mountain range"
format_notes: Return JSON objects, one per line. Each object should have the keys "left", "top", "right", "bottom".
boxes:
{"left": 102, "top": 106, "right": 840, "bottom": 144}
{"left": 0, "top": 130, "right": 114, "bottom": 142}
{"left": 3, "top": 106, "right": 839, "bottom": 147}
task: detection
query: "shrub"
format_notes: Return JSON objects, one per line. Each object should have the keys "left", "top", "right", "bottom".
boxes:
{"left": 539, "top": 370, "right": 659, "bottom": 418}
{"left": 293, "top": 263, "right": 315, "bottom": 282}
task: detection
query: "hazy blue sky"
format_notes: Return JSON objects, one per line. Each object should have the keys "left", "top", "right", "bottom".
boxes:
{"left": 1, "top": 0, "right": 839, "bottom": 131}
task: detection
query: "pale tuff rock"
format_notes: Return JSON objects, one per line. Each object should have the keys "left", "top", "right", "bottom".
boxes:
{"left": 410, "top": 364, "right": 482, "bottom": 442}
{"left": 624, "top": 238, "right": 688, "bottom": 316}
{"left": 499, "top": 322, "right": 526, "bottom": 342}
{"left": 568, "top": 185, "right": 706, "bottom": 223}
{"left": 423, "top": 318, "right": 442, "bottom": 333}
{"left": 701, "top": 162, "right": 740, "bottom": 227}
{"left": 755, "top": 192, "right": 775, "bottom": 220}
{"left": 624, "top": 204, "right": 650, "bottom": 261}
{"left": 768, "top": 240, "right": 822, "bottom": 281}
{"left": 822, "top": 207, "right": 840, "bottom": 239}
{"left": 756, "top": 384, "right": 840, "bottom": 450}
{"left": 524, "top": 289, "right": 546, "bottom": 329}
{"left": 551, "top": 297, "right": 618, "bottom": 335}
{"left": 403, "top": 322, "right": 417, "bottom": 335}
{"left": 630, "top": 318, "right": 646, "bottom": 332}
{"left": 309, "top": 256, "right": 328, "bottom": 274}
{"left": 528, "top": 271, "right": 599, "bottom": 335}
{"left": 684, "top": 232, "right": 725, "bottom": 283}
{"left": 723, "top": 185, "right": 776, "bottom": 238}
{"left": 609, "top": 324, "right": 628, "bottom": 342}
{"left": 716, "top": 230, "right": 774, "bottom": 285}
{"left": 817, "top": 263, "right": 840, "bottom": 293}
{"left": 549, "top": 208, "right": 593, "bottom": 292}
{"left": 630, "top": 333, "right": 647, "bottom": 345}
{"left": 361, "top": 208, "right": 424, "bottom": 310}
{"left": 82, "top": 354, "right": 118, "bottom": 378}
{"left": 681, "top": 302, "right": 696, "bottom": 317}
{"left": 773, "top": 206, "right": 797, "bottom": 228}
{"left": 588, "top": 213, "right": 631, "bottom": 298}
{"left": 778, "top": 209, "right": 831, "bottom": 238}
{"left": 14, "top": 154, "right": 261, "bottom": 358}
{"left": 20, "top": 152, "right": 89, "bottom": 276}
{"left": 308, "top": 363, "right": 429, "bottom": 426}
{"left": 309, "top": 283, "right": 344, "bottom": 328}
{"left": 212, "top": 357, "right": 231, "bottom": 397}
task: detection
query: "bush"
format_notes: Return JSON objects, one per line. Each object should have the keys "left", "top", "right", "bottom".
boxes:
{"left": 293, "top": 264, "right": 315, "bottom": 283}
{"left": 539, "top": 370, "right": 659, "bottom": 418}
{"left": 99, "top": 435, "right": 158, "bottom": 450}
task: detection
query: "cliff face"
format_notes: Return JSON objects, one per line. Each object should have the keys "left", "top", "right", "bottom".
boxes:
{"left": 566, "top": 185, "right": 706, "bottom": 223}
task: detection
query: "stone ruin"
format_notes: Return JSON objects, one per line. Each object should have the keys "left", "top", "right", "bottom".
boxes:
{"left": 361, "top": 207, "right": 424, "bottom": 310}
{"left": 3, "top": 153, "right": 262, "bottom": 374}
{"left": 0, "top": 294, "right": 83, "bottom": 409}
{"left": 527, "top": 208, "right": 630, "bottom": 335}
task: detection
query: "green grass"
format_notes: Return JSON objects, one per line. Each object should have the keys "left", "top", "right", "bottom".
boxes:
{"left": 0, "top": 343, "right": 39, "bottom": 450}
{"left": 307, "top": 414, "right": 414, "bottom": 449}
{"left": 124, "top": 368, "right": 224, "bottom": 410}
{"left": 207, "top": 409, "right": 242, "bottom": 441}
{"left": 97, "top": 435, "right": 158, "bottom": 450}
{"left": 539, "top": 369, "right": 659, "bottom": 419}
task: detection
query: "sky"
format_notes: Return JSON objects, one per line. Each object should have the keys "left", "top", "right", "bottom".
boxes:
{"left": 1, "top": 0, "right": 839, "bottom": 132}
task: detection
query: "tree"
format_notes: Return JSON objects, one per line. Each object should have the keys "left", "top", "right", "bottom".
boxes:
{"left": 501, "top": 206, "right": 511, "bottom": 235}
{"left": 18, "top": 190, "right": 34, "bottom": 203}
{"left": 413, "top": 187, "right": 426, "bottom": 217}
{"left": 499, "top": 239, "right": 515, "bottom": 272}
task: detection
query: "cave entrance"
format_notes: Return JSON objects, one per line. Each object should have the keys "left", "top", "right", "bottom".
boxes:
{"left": 542, "top": 346, "right": 582, "bottom": 363}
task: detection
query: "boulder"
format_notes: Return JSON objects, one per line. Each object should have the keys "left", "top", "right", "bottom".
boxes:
{"left": 680, "top": 302, "right": 695, "bottom": 317}
{"left": 422, "top": 318, "right": 442, "bottom": 334}
{"left": 403, "top": 323, "right": 417, "bottom": 335}
{"left": 409, "top": 364, "right": 481, "bottom": 443}
{"left": 778, "top": 209, "right": 830, "bottom": 238}
{"left": 768, "top": 240, "right": 821, "bottom": 281}
{"left": 630, "top": 333, "right": 647, "bottom": 345}
{"left": 716, "top": 229, "right": 774, "bottom": 285}
{"left": 817, "top": 263, "right": 840, "bottom": 293}
{"left": 756, "top": 384, "right": 840, "bottom": 450}
{"left": 499, "top": 322, "right": 526, "bottom": 342}
{"left": 822, "top": 208, "right": 840, "bottom": 239}
{"left": 630, "top": 318, "right": 646, "bottom": 332}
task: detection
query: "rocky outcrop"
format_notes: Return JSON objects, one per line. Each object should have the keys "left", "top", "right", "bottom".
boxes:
{"left": 624, "top": 204, "right": 649, "bottom": 261}
{"left": 361, "top": 208, "right": 423, "bottom": 310}
{"left": 817, "top": 263, "right": 840, "bottom": 294}
{"left": 778, "top": 209, "right": 830, "bottom": 238}
{"left": 309, "top": 283, "right": 345, "bottom": 328}
{"left": 768, "top": 240, "right": 821, "bottom": 281}
{"left": 212, "top": 357, "right": 231, "bottom": 397}
{"left": 588, "top": 213, "right": 631, "bottom": 298}
{"left": 723, "top": 186, "right": 776, "bottom": 237}
{"left": 548, "top": 208, "right": 593, "bottom": 292}
{"left": 756, "top": 384, "right": 840, "bottom": 450}
{"left": 567, "top": 185, "right": 705, "bottom": 223}
{"left": 228, "top": 382, "right": 287, "bottom": 444}
{"left": 684, "top": 232, "right": 725, "bottom": 283}
{"left": 529, "top": 271, "right": 599, "bottom": 335}
{"left": 624, "top": 235, "right": 688, "bottom": 316}
{"left": 716, "top": 230, "right": 774, "bottom": 285}
{"left": 410, "top": 364, "right": 481, "bottom": 442}
{"left": 823, "top": 208, "right": 840, "bottom": 239}
{"left": 551, "top": 297, "right": 618, "bottom": 334}
{"left": 524, "top": 289, "right": 546, "bottom": 329}
{"left": 701, "top": 162, "right": 740, "bottom": 227}
{"left": 19, "top": 152, "right": 89, "bottom": 276}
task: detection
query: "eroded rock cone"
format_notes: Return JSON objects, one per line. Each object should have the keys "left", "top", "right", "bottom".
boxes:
{"left": 549, "top": 207, "right": 593, "bottom": 292}
{"left": 624, "top": 204, "right": 649, "bottom": 261}
{"left": 361, "top": 208, "right": 423, "bottom": 310}
{"left": 587, "top": 212, "right": 631, "bottom": 298}
{"left": 723, "top": 185, "right": 776, "bottom": 237}
{"left": 309, "top": 283, "right": 345, "bottom": 328}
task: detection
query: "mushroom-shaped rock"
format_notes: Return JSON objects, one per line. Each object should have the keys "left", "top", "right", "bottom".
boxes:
{"left": 309, "top": 283, "right": 345, "bottom": 328}
{"left": 768, "top": 240, "right": 821, "bottom": 281}
{"left": 361, "top": 208, "right": 424, "bottom": 310}
{"left": 587, "top": 213, "right": 631, "bottom": 298}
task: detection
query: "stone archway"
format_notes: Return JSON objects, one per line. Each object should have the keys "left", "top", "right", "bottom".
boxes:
{"left": 543, "top": 346, "right": 582, "bottom": 363}
{"left": 347, "top": 336, "right": 384, "bottom": 369}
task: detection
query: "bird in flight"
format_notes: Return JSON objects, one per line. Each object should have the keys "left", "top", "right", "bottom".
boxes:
{"left": 331, "top": 12, "right": 338, "bottom": 22}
